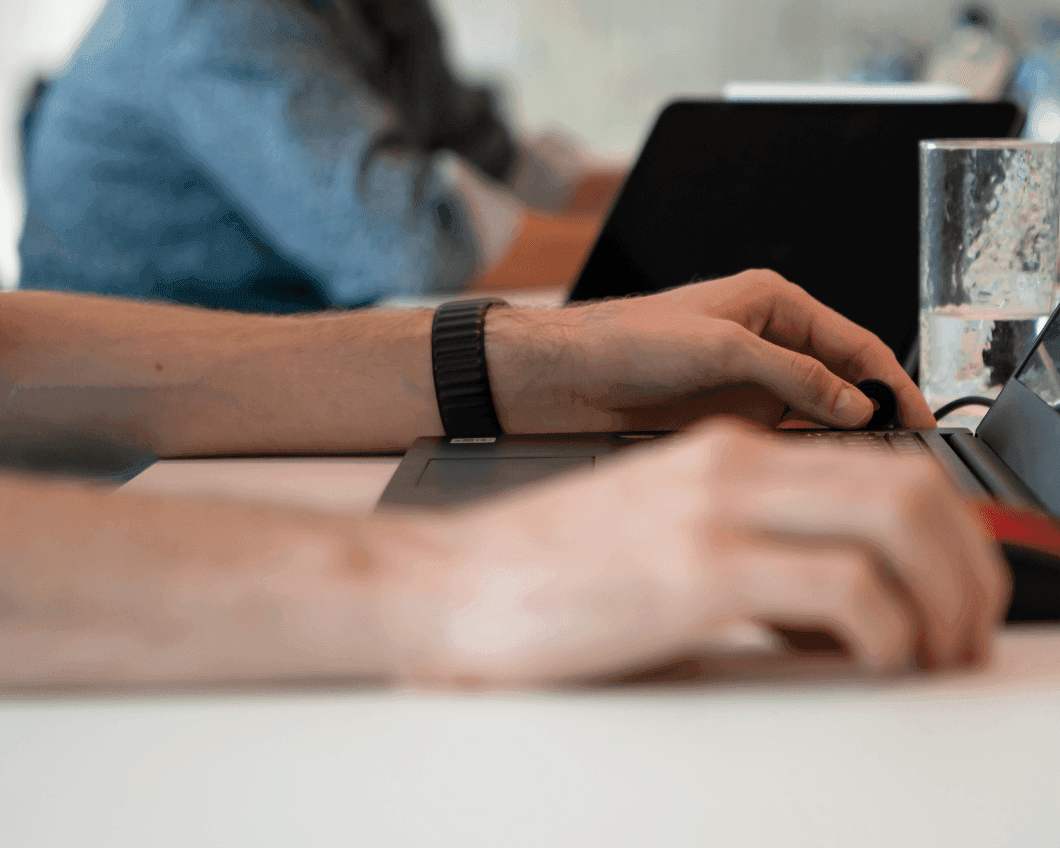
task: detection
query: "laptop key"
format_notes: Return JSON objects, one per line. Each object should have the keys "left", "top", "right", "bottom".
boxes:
{"left": 884, "top": 432, "right": 925, "bottom": 453}
{"left": 781, "top": 430, "right": 893, "bottom": 449}
{"left": 781, "top": 430, "right": 929, "bottom": 453}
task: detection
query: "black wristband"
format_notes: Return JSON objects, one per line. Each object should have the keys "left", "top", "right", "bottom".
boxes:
{"left": 431, "top": 298, "right": 510, "bottom": 438}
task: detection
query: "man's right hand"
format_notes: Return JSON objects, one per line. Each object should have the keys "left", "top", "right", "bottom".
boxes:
{"left": 372, "top": 419, "right": 1009, "bottom": 686}
{"left": 487, "top": 269, "right": 935, "bottom": 435}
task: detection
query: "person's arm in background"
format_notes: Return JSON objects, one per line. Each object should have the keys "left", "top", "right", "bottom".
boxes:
{"left": 448, "top": 158, "right": 605, "bottom": 292}
{"left": 455, "top": 128, "right": 626, "bottom": 291}
{"left": 464, "top": 148, "right": 626, "bottom": 291}
{"left": 358, "top": 0, "right": 626, "bottom": 290}
{"left": 508, "top": 131, "right": 627, "bottom": 216}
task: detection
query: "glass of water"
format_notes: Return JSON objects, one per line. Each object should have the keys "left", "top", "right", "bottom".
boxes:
{"left": 919, "top": 139, "right": 1060, "bottom": 428}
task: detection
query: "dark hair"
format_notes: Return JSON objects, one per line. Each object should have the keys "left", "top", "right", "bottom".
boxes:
{"left": 298, "top": 0, "right": 516, "bottom": 179}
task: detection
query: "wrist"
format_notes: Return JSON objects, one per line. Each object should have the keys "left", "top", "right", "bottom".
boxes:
{"left": 366, "top": 505, "right": 574, "bottom": 687}
{"left": 144, "top": 512, "right": 397, "bottom": 684}
{"left": 484, "top": 305, "right": 615, "bottom": 433}
{"left": 363, "top": 510, "right": 473, "bottom": 685}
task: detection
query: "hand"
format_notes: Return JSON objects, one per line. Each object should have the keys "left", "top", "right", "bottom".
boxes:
{"left": 486, "top": 270, "right": 935, "bottom": 433}
{"left": 371, "top": 420, "right": 1008, "bottom": 686}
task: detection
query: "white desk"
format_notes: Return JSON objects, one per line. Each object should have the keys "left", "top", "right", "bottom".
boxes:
{"left": 2, "top": 457, "right": 1059, "bottom": 848}
{"left": 121, "top": 454, "right": 402, "bottom": 515}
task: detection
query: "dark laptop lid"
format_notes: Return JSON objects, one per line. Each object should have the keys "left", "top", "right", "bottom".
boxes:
{"left": 978, "top": 303, "right": 1060, "bottom": 514}
{"left": 567, "top": 100, "right": 1022, "bottom": 364}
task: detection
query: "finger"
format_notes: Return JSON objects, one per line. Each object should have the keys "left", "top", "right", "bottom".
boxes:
{"left": 858, "top": 457, "right": 1005, "bottom": 665}
{"left": 681, "top": 422, "right": 998, "bottom": 667}
{"left": 747, "top": 276, "right": 936, "bottom": 428}
{"left": 727, "top": 445, "right": 991, "bottom": 666}
{"left": 728, "top": 329, "right": 874, "bottom": 427}
{"left": 934, "top": 499, "right": 1010, "bottom": 665}
{"left": 714, "top": 542, "right": 919, "bottom": 672}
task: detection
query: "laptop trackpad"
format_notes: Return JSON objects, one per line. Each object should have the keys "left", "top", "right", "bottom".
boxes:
{"left": 417, "top": 456, "right": 594, "bottom": 504}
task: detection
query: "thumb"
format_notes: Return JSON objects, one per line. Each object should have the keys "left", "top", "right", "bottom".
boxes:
{"left": 736, "top": 333, "right": 873, "bottom": 427}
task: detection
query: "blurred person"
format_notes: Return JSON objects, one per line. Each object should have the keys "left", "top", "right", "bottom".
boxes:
{"left": 18, "top": 0, "right": 622, "bottom": 313}
{"left": 0, "top": 272, "right": 1008, "bottom": 687}
{"left": 925, "top": 4, "right": 1016, "bottom": 100}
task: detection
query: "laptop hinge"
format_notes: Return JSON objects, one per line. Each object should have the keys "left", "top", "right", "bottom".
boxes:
{"left": 945, "top": 432, "right": 1045, "bottom": 510}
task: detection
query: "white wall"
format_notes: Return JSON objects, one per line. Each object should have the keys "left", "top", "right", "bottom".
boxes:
{"left": 434, "top": 0, "right": 1057, "bottom": 156}
{"left": 0, "top": 0, "right": 106, "bottom": 287}
{"left": 1, "top": 0, "right": 1056, "bottom": 286}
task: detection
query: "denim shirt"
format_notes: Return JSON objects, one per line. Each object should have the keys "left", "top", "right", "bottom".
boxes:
{"left": 19, "top": 0, "right": 492, "bottom": 311}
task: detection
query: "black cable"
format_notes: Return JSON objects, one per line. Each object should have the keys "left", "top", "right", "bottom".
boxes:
{"left": 932, "top": 395, "right": 995, "bottom": 422}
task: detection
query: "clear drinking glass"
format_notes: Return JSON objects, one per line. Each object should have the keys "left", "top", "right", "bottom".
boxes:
{"left": 919, "top": 139, "right": 1060, "bottom": 428}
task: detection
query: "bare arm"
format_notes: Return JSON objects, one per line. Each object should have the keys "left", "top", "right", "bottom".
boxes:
{"left": 0, "top": 421, "right": 1007, "bottom": 689}
{"left": 0, "top": 272, "right": 933, "bottom": 459}
{"left": 0, "top": 291, "right": 443, "bottom": 456}
{"left": 0, "top": 473, "right": 387, "bottom": 686}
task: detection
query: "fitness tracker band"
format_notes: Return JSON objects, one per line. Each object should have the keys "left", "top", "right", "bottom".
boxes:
{"left": 431, "top": 297, "right": 510, "bottom": 437}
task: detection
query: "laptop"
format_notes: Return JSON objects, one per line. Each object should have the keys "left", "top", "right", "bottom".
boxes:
{"left": 379, "top": 300, "right": 1060, "bottom": 620}
{"left": 380, "top": 96, "right": 1036, "bottom": 510}
{"left": 566, "top": 99, "right": 1022, "bottom": 370}
{"left": 378, "top": 295, "right": 1060, "bottom": 512}
{"left": 378, "top": 97, "right": 1060, "bottom": 618}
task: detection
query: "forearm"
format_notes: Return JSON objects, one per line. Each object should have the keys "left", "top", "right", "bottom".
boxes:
{"left": 0, "top": 291, "right": 444, "bottom": 455}
{"left": 0, "top": 476, "right": 394, "bottom": 687}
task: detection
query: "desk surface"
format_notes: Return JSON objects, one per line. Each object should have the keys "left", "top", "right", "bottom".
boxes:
{"left": 123, "top": 454, "right": 401, "bottom": 514}
{"left": 2, "top": 457, "right": 1058, "bottom": 847}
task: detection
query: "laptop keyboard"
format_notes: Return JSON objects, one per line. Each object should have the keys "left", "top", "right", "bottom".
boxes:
{"left": 779, "top": 429, "right": 925, "bottom": 453}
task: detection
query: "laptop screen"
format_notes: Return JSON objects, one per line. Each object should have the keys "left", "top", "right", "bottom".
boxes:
{"left": 1016, "top": 310, "right": 1060, "bottom": 409}
{"left": 978, "top": 300, "right": 1060, "bottom": 515}
{"left": 568, "top": 100, "right": 1022, "bottom": 365}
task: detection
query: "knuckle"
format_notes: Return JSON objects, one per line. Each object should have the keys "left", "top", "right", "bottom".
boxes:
{"left": 720, "top": 319, "right": 753, "bottom": 351}
{"left": 739, "top": 268, "right": 799, "bottom": 300}
{"left": 700, "top": 323, "right": 749, "bottom": 375}
{"left": 752, "top": 268, "right": 791, "bottom": 289}
{"left": 850, "top": 335, "right": 890, "bottom": 373}
{"left": 880, "top": 342, "right": 903, "bottom": 370}
{"left": 692, "top": 490, "right": 730, "bottom": 548}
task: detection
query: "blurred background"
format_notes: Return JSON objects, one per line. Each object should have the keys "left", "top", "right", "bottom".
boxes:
{"left": 3, "top": 0, "right": 1060, "bottom": 290}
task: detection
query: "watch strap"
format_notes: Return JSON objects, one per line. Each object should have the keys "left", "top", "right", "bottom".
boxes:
{"left": 431, "top": 297, "right": 510, "bottom": 437}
